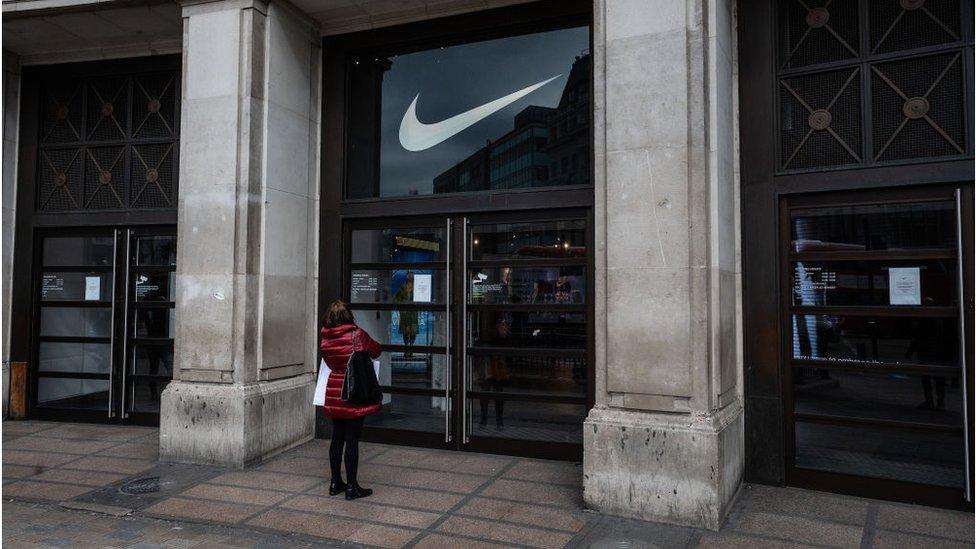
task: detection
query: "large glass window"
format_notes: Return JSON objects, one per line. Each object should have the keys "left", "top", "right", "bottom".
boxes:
{"left": 346, "top": 26, "right": 591, "bottom": 198}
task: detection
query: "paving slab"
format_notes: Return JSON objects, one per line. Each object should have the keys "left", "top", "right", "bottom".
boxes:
{"left": 2, "top": 420, "right": 973, "bottom": 549}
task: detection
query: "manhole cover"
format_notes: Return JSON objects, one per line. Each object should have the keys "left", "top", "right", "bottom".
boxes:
{"left": 119, "top": 477, "right": 161, "bottom": 495}
{"left": 588, "top": 539, "right": 659, "bottom": 549}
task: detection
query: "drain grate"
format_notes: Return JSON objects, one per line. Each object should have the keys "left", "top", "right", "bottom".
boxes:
{"left": 119, "top": 477, "right": 161, "bottom": 495}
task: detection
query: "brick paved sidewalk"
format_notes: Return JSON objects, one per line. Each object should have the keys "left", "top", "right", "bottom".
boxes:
{"left": 3, "top": 420, "right": 973, "bottom": 548}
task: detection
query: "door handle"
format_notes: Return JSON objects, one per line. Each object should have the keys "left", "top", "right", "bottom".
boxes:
{"left": 461, "top": 217, "right": 469, "bottom": 444}
{"left": 120, "top": 229, "right": 132, "bottom": 419}
{"left": 954, "top": 189, "right": 971, "bottom": 503}
{"left": 445, "top": 218, "right": 452, "bottom": 443}
{"left": 108, "top": 229, "right": 119, "bottom": 418}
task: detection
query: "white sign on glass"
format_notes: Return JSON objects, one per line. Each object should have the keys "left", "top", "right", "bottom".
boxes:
{"left": 84, "top": 276, "right": 101, "bottom": 301}
{"left": 888, "top": 267, "right": 921, "bottom": 305}
{"left": 413, "top": 273, "right": 432, "bottom": 303}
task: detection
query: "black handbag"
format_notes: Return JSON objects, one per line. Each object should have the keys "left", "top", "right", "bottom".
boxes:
{"left": 341, "top": 330, "right": 383, "bottom": 405}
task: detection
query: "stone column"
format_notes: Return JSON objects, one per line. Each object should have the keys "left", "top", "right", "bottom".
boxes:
{"left": 2, "top": 50, "right": 21, "bottom": 418}
{"left": 584, "top": 0, "right": 743, "bottom": 529}
{"left": 160, "top": 0, "right": 321, "bottom": 467}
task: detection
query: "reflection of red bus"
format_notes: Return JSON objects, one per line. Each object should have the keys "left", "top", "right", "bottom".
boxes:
{"left": 515, "top": 245, "right": 586, "bottom": 258}
{"left": 792, "top": 239, "right": 865, "bottom": 252}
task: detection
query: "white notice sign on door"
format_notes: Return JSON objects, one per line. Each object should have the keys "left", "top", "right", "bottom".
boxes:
{"left": 85, "top": 276, "right": 101, "bottom": 301}
{"left": 413, "top": 273, "right": 432, "bottom": 303}
{"left": 888, "top": 267, "right": 921, "bottom": 305}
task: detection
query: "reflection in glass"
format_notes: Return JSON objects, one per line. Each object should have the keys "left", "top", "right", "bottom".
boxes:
{"left": 43, "top": 236, "right": 114, "bottom": 266}
{"left": 39, "top": 342, "right": 111, "bottom": 373}
{"left": 469, "top": 266, "right": 584, "bottom": 304}
{"left": 350, "top": 228, "right": 445, "bottom": 263}
{"left": 135, "top": 308, "right": 175, "bottom": 338}
{"left": 469, "top": 311, "right": 585, "bottom": 350}
{"left": 353, "top": 309, "right": 447, "bottom": 348}
{"left": 40, "top": 307, "right": 112, "bottom": 338}
{"left": 134, "top": 271, "right": 174, "bottom": 301}
{"left": 130, "top": 378, "right": 170, "bottom": 413}
{"left": 470, "top": 220, "right": 586, "bottom": 260}
{"left": 469, "top": 355, "right": 585, "bottom": 397}
{"left": 347, "top": 26, "right": 591, "bottom": 198}
{"left": 793, "top": 369, "right": 963, "bottom": 426}
{"left": 37, "top": 378, "right": 109, "bottom": 409}
{"left": 791, "top": 314, "right": 958, "bottom": 366}
{"left": 795, "top": 421, "right": 964, "bottom": 487}
{"left": 468, "top": 400, "right": 585, "bottom": 443}
{"left": 132, "top": 344, "right": 173, "bottom": 377}
{"left": 377, "top": 352, "right": 447, "bottom": 391}
{"left": 792, "top": 260, "right": 957, "bottom": 307}
{"left": 137, "top": 236, "right": 177, "bottom": 265}
{"left": 365, "top": 393, "right": 445, "bottom": 433}
{"left": 41, "top": 271, "right": 112, "bottom": 301}
{"left": 791, "top": 201, "right": 955, "bottom": 252}
{"left": 351, "top": 269, "right": 444, "bottom": 305}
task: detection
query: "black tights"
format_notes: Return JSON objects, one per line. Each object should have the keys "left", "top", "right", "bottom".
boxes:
{"left": 329, "top": 417, "right": 364, "bottom": 485}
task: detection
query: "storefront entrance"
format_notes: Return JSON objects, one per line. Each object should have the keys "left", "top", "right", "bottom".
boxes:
{"left": 30, "top": 227, "right": 176, "bottom": 425}
{"left": 343, "top": 211, "right": 590, "bottom": 458}
{"left": 781, "top": 185, "right": 973, "bottom": 507}
{"left": 319, "top": 1, "right": 594, "bottom": 459}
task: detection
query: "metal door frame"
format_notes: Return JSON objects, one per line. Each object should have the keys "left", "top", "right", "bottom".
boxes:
{"left": 337, "top": 208, "right": 593, "bottom": 460}
{"left": 778, "top": 183, "right": 974, "bottom": 509}
{"left": 28, "top": 224, "right": 176, "bottom": 426}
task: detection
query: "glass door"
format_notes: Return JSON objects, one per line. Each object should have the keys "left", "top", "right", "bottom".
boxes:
{"left": 782, "top": 186, "right": 973, "bottom": 506}
{"left": 31, "top": 226, "right": 177, "bottom": 425}
{"left": 33, "top": 229, "right": 117, "bottom": 417}
{"left": 346, "top": 220, "right": 452, "bottom": 446}
{"left": 343, "top": 212, "right": 591, "bottom": 458}
{"left": 461, "top": 215, "right": 589, "bottom": 458}
{"left": 123, "top": 228, "right": 177, "bottom": 422}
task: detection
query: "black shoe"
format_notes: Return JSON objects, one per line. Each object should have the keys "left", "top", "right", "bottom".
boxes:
{"left": 345, "top": 483, "right": 373, "bottom": 500}
{"left": 328, "top": 480, "right": 347, "bottom": 496}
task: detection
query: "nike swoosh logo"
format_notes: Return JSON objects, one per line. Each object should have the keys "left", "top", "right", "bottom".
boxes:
{"left": 398, "top": 75, "right": 562, "bottom": 152}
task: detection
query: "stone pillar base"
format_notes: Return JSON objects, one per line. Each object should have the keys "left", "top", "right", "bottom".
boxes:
{"left": 583, "top": 403, "right": 744, "bottom": 530}
{"left": 160, "top": 375, "right": 315, "bottom": 468}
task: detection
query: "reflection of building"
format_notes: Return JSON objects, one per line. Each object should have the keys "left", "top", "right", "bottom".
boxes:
{"left": 545, "top": 54, "right": 590, "bottom": 187}
{"left": 434, "top": 105, "right": 553, "bottom": 193}
{"left": 434, "top": 54, "right": 590, "bottom": 194}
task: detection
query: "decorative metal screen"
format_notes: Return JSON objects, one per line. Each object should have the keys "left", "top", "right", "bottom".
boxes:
{"left": 37, "top": 71, "right": 180, "bottom": 212}
{"left": 776, "top": 0, "right": 969, "bottom": 172}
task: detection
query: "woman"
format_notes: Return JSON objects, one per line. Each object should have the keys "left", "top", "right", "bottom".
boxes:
{"left": 320, "top": 300, "right": 382, "bottom": 500}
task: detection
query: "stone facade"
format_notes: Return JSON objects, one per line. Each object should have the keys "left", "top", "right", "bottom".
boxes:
{"left": 1, "top": 0, "right": 743, "bottom": 528}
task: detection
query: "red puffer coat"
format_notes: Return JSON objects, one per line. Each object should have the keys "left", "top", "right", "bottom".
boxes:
{"left": 320, "top": 323, "right": 382, "bottom": 419}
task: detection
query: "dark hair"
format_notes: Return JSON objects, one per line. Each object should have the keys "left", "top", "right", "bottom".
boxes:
{"left": 323, "top": 300, "right": 355, "bottom": 328}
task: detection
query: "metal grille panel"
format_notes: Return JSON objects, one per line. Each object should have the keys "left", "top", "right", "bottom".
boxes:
{"left": 84, "top": 146, "right": 127, "bottom": 209}
{"left": 131, "top": 144, "right": 176, "bottom": 209}
{"left": 871, "top": 52, "right": 965, "bottom": 161}
{"left": 133, "top": 73, "right": 178, "bottom": 139}
{"left": 776, "top": 0, "right": 969, "bottom": 172}
{"left": 870, "top": 0, "right": 961, "bottom": 54}
{"left": 38, "top": 148, "right": 83, "bottom": 211}
{"left": 780, "top": 68, "right": 862, "bottom": 170}
{"left": 36, "top": 69, "right": 180, "bottom": 212}
{"left": 41, "top": 81, "right": 84, "bottom": 144}
{"left": 779, "top": 0, "right": 860, "bottom": 69}
{"left": 86, "top": 77, "right": 129, "bottom": 142}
